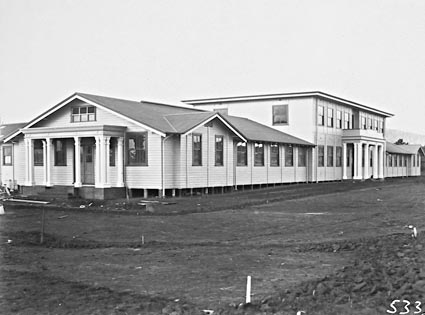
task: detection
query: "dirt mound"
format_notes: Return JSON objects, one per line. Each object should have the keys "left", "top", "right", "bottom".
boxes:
{"left": 217, "top": 233, "right": 425, "bottom": 314}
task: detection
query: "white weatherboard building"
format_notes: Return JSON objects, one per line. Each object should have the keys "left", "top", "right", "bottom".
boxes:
{"left": 184, "top": 91, "right": 423, "bottom": 182}
{"left": 0, "top": 91, "right": 423, "bottom": 200}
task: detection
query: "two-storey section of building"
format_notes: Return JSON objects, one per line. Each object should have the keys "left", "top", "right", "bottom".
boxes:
{"left": 184, "top": 91, "right": 394, "bottom": 182}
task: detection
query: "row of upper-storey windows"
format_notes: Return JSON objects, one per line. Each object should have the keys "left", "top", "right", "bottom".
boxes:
{"left": 317, "top": 105, "right": 384, "bottom": 133}
{"left": 318, "top": 106, "right": 352, "bottom": 129}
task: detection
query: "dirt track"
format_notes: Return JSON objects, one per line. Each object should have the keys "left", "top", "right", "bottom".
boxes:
{"left": 1, "top": 177, "right": 425, "bottom": 314}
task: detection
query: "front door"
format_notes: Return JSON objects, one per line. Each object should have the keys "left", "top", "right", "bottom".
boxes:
{"left": 81, "top": 139, "right": 95, "bottom": 185}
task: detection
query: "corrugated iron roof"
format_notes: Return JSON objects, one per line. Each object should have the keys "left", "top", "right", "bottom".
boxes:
{"left": 386, "top": 142, "right": 422, "bottom": 155}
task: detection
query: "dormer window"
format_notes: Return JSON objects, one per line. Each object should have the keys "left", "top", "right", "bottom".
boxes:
{"left": 71, "top": 106, "right": 96, "bottom": 122}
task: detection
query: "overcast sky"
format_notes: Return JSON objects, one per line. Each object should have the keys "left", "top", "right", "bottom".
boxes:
{"left": 1, "top": 0, "right": 424, "bottom": 134}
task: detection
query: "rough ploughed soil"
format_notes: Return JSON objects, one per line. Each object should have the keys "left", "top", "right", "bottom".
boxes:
{"left": 1, "top": 177, "right": 425, "bottom": 314}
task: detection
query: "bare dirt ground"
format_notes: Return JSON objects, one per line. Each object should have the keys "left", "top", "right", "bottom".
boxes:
{"left": 1, "top": 177, "right": 425, "bottom": 314}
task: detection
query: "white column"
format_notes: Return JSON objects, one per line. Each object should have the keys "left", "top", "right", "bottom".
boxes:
{"left": 342, "top": 142, "right": 347, "bottom": 179}
{"left": 104, "top": 136, "right": 111, "bottom": 186}
{"left": 45, "top": 138, "right": 52, "bottom": 186}
{"left": 24, "top": 138, "right": 31, "bottom": 186}
{"left": 117, "top": 137, "right": 125, "bottom": 187}
{"left": 354, "top": 142, "right": 363, "bottom": 180}
{"left": 42, "top": 140, "right": 47, "bottom": 185}
{"left": 95, "top": 136, "right": 101, "bottom": 187}
{"left": 25, "top": 138, "right": 34, "bottom": 186}
{"left": 74, "top": 136, "right": 82, "bottom": 187}
{"left": 378, "top": 144, "right": 384, "bottom": 179}
{"left": 372, "top": 144, "right": 379, "bottom": 179}
{"left": 364, "top": 142, "right": 369, "bottom": 179}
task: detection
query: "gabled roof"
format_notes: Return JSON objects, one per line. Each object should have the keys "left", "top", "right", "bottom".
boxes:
{"left": 386, "top": 142, "right": 424, "bottom": 155}
{"left": 224, "top": 115, "right": 314, "bottom": 146}
{"left": 3, "top": 93, "right": 313, "bottom": 146}
{"left": 183, "top": 91, "right": 394, "bottom": 117}
{"left": 0, "top": 122, "right": 27, "bottom": 142}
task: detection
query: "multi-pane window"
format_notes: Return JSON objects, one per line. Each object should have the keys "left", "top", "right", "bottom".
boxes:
{"left": 192, "top": 134, "right": 202, "bottom": 166}
{"left": 109, "top": 138, "right": 116, "bottom": 166}
{"left": 318, "top": 145, "right": 325, "bottom": 167}
{"left": 298, "top": 147, "right": 306, "bottom": 167}
{"left": 327, "top": 108, "right": 334, "bottom": 127}
{"left": 361, "top": 117, "right": 367, "bottom": 129}
{"left": 374, "top": 119, "right": 378, "bottom": 131}
{"left": 254, "top": 143, "right": 264, "bottom": 166}
{"left": 34, "top": 140, "right": 44, "bottom": 166}
{"left": 394, "top": 155, "right": 398, "bottom": 167}
{"left": 284, "top": 146, "right": 293, "bottom": 167}
{"left": 368, "top": 118, "right": 373, "bottom": 130}
{"left": 54, "top": 139, "right": 67, "bottom": 166}
{"left": 344, "top": 112, "right": 350, "bottom": 129}
{"left": 388, "top": 154, "right": 392, "bottom": 167}
{"left": 236, "top": 142, "right": 247, "bottom": 166}
{"left": 379, "top": 121, "right": 384, "bottom": 133}
{"left": 327, "top": 146, "right": 334, "bottom": 167}
{"left": 270, "top": 144, "right": 279, "bottom": 167}
{"left": 215, "top": 136, "right": 224, "bottom": 166}
{"left": 318, "top": 106, "right": 325, "bottom": 126}
{"left": 336, "top": 146, "right": 342, "bottom": 167}
{"left": 127, "top": 133, "right": 148, "bottom": 166}
{"left": 2, "top": 146, "right": 12, "bottom": 166}
{"left": 336, "top": 110, "right": 342, "bottom": 129}
{"left": 273, "top": 105, "right": 288, "bottom": 125}
{"left": 71, "top": 106, "right": 96, "bottom": 122}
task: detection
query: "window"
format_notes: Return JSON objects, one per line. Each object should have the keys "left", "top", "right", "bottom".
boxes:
{"left": 215, "top": 136, "right": 224, "bottom": 166}
{"left": 344, "top": 112, "right": 350, "bottom": 129}
{"left": 34, "top": 140, "right": 44, "bottom": 166}
{"left": 370, "top": 148, "right": 373, "bottom": 167}
{"left": 336, "top": 110, "right": 342, "bottom": 129}
{"left": 368, "top": 118, "right": 373, "bottom": 130}
{"left": 318, "top": 145, "right": 324, "bottom": 167}
{"left": 388, "top": 154, "right": 392, "bottom": 167}
{"left": 374, "top": 119, "right": 378, "bottom": 131}
{"left": 346, "top": 147, "right": 351, "bottom": 167}
{"left": 254, "top": 143, "right": 264, "bottom": 166}
{"left": 394, "top": 155, "right": 398, "bottom": 167}
{"left": 318, "top": 106, "right": 325, "bottom": 126}
{"left": 273, "top": 105, "right": 288, "bottom": 125}
{"left": 284, "top": 146, "right": 294, "bottom": 167}
{"left": 127, "top": 133, "right": 148, "bottom": 166}
{"left": 192, "top": 134, "right": 202, "bottom": 166}
{"left": 379, "top": 121, "right": 384, "bottom": 133}
{"left": 270, "top": 144, "right": 279, "bottom": 167}
{"left": 336, "top": 146, "right": 342, "bottom": 167}
{"left": 2, "top": 146, "right": 12, "bottom": 166}
{"left": 109, "top": 138, "right": 116, "bottom": 166}
{"left": 417, "top": 154, "right": 420, "bottom": 167}
{"left": 54, "top": 139, "right": 67, "bottom": 166}
{"left": 361, "top": 117, "right": 367, "bottom": 129}
{"left": 327, "top": 108, "right": 334, "bottom": 127}
{"left": 236, "top": 142, "right": 247, "bottom": 166}
{"left": 298, "top": 147, "right": 306, "bottom": 167}
{"left": 327, "top": 146, "right": 334, "bottom": 167}
{"left": 71, "top": 106, "right": 96, "bottom": 122}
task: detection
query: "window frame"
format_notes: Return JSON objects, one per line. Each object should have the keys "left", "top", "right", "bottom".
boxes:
{"left": 327, "top": 146, "right": 334, "bottom": 167}
{"left": 344, "top": 112, "right": 350, "bottom": 129}
{"left": 2, "top": 145, "right": 12, "bottom": 166}
{"left": 109, "top": 137, "right": 116, "bottom": 167}
{"left": 34, "top": 139, "right": 44, "bottom": 166}
{"left": 284, "top": 145, "right": 294, "bottom": 167}
{"left": 127, "top": 132, "right": 148, "bottom": 166}
{"left": 318, "top": 106, "right": 325, "bottom": 126}
{"left": 236, "top": 141, "right": 247, "bottom": 166}
{"left": 336, "top": 110, "right": 342, "bottom": 129}
{"left": 54, "top": 139, "right": 67, "bottom": 166}
{"left": 272, "top": 105, "right": 289, "bottom": 126}
{"left": 270, "top": 143, "right": 280, "bottom": 167}
{"left": 327, "top": 108, "right": 334, "bottom": 127}
{"left": 215, "top": 135, "right": 224, "bottom": 166}
{"left": 254, "top": 142, "right": 264, "bottom": 166}
{"left": 318, "top": 145, "right": 325, "bottom": 167}
{"left": 336, "top": 146, "right": 342, "bottom": 167}
{"left": 71, "top": 105, "right": 96, "bottom": 123}
{"left": 192, "top": 133, "right": 202, "bottom": 166}
{"left": 298, "top": 147, "right": 306, "bottom": 167}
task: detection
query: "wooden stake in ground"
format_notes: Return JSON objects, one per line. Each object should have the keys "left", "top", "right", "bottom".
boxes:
{"left": 246, "top": 276, "right": 251, "bottom": 304}
{"left": 40, "top": 208, "right": 45, "bottom": 244}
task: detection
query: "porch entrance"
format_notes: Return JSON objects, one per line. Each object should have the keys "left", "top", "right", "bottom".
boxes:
{"left": 81, "top": 138, "right": 95, "bottom": 185}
